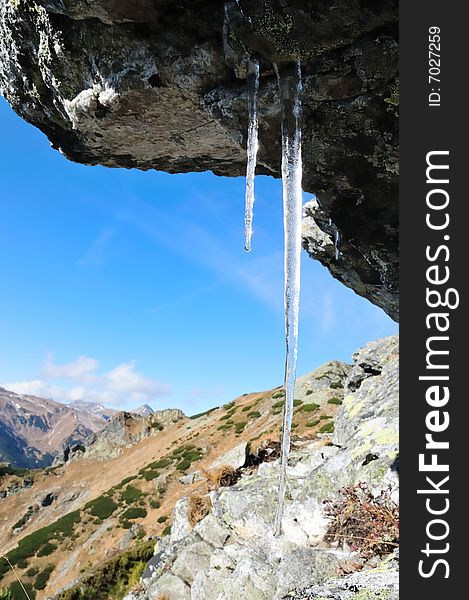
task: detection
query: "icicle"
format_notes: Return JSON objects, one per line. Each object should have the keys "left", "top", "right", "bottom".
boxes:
{"left": 334, "top": 228, "right": 340, "bottom": 260}
{"left": 274, "top": 61, "right": 303, "bottom": 537}
{"left": 244, "top": 57, "right": 260, "bottom": 252}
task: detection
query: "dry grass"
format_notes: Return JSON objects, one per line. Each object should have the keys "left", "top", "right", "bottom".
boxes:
{"left": 157, "top": 595, "right": 170, "bottom": 600}
{"left": 201, "top": 465, "right": 239, "bottom": 489}
{"left": 188, "top": 493, "right": 212, "bottom": 527}
{"left": 324, "top": 482, "right": 399, "bottom": 559}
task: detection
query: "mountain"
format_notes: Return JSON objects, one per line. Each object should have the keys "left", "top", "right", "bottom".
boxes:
{"left": 0, "top": 355, "right": 358, "bottom": 599}
{"left": 0, "top": 388, "right": 115, "bottom": 468}
{"left": 69, "top": 399, "right": 117, "bottom": 421}
{"left": 131, "top": 404, "right": 155, "bottom": 417}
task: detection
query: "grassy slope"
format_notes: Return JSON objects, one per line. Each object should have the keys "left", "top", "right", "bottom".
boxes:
{"left": 0, "top": 371, "right": 345, "bottom": 599}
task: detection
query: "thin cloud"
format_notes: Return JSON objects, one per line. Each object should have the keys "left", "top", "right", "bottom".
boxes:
{"left": 2, "top": 355, "right": 171, "bottom": 409}
{"left": 76, "top": 228, "right": 115, "bottom": 267}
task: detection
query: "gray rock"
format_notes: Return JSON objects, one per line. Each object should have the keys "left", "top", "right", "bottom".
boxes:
{"left": 194, "top": 515, "right": 231, "bottom": 548}
{"left": 276, "top": 548, "right": 340, "bottom": 597}
{"left": 0, "top": 0, "right": 398, "bottom": 319}
{"left": 170, "top": 497, "right": 191, "bottom": 544}
{"left": 179, "top": 470, "right": 203, "bottom": 485}
{"left": 292, "top": 563, "right": 399, "bottom": 599}
{"left": 211, "top": 442, "right": 248, "bottom": 470}
{"left": 172, "top": 540, "right": 213, "bottom": 585}
{"left": 146, "top": 572, "right": 191, "bottom": 600}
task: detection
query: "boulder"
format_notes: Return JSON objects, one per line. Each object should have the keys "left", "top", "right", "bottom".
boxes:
{"left": 172, "top": 541, "right": 213, "bottom": 585}
{"left": 210, "top": 442, "right": 248, "bottom": 471}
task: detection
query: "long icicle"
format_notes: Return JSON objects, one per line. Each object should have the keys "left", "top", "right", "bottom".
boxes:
{"left": 244, "top": 57, "right": 260, "bottom": 252}
{"left": 274, "top": 61, "right": 303, "bottom": 537}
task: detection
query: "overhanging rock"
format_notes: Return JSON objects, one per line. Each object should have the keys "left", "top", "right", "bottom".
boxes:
{"left": 0, "top": 0, "right": 399, "bottom": 320}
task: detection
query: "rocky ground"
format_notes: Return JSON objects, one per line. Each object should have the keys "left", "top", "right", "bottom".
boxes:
{"left": 123, "top": 335, "right": 399, "bottom": 600}
{"left": 0, "top": 355, "right": 352, "bottom": 599}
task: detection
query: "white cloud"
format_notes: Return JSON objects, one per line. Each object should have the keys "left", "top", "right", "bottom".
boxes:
{"left": 43, "top": 355, "right": 99, "bottom": 381}
{"left": 2, "top": 356, "right": 171, "bottom": 410}
{"left": 105, "top": 362, "right": 171, "bottom": 397}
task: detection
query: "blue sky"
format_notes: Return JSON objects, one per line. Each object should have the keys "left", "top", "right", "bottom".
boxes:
{"left": 0, "top": 97, "right": 397, "bottom": 415}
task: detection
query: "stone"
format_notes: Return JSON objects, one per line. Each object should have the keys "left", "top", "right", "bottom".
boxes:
{"left": 169, "top": 497, "right": 191, "bottom": 544}
{"left": 179, "top": 470, "right": 203, "bottom": 485}
{"left": 210, "top": 441, "right": 248, "bottom": 470}
{"left": 172, "top": 540, "right": 213, "bottom": 585}
{"left": 0, "top": 0, "right": 398, "bottom": 319}
{"left": 292, "top": 561, "right": 399, "bottom": 600}
{"left": 276, "top": 547, "right": 340, "bottom": 597}
{"left": 146, "top": 572, "right": 191, "bottom": 600}
{"left": 194, "top": 515, "right": 231, "bottom": 548}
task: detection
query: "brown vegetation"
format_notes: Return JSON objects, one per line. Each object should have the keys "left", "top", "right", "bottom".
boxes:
{"left": 201, "top": 465, "right": 239, "bottom": 489}
{"left": 324, "top": 482, "right": 399, "bottom": 559}
{"left": 188, "top": 493, "right": 212, "bottom": 527}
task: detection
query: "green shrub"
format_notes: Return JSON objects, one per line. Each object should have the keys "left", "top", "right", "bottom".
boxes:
{"left": 306, "top": 419, "right": 320, "bottom": 428}
{"left": 330, "top": 381, "right": 344, "bottom": 389}
{"left": 176, "top": 459, "right": 191, "bottom": 472}
{"left": 150, "top": 421, "right": 163, "bottom": 430}
{"left": 122, "top": 507, "right": 147, "bottom": 520}
{"left": 12, "top": 510, "right": 33, "bottom": 531}
{"left": 272, "top": 391, "right": 284, "bottom": 399}
{"left": 299, "top": 403, "right": 320, "bottom": 412}
{"left": 305, "top": 390, "right": 313, "bottom": 395}
{"left": 219, "top": 414, "right": 232, "bottom": 420}
{"left": 241, "top": 405, "right": 253, "bottom": 412}
{"left": 157, "top": 515, "right": 168, "bottom": 523}
{"left": 121, "top": 520, "right": 132, "bottom": 529}
{"left": 272, "top": 400, "right": 284, "bottom": 409}
{"left": 217, "top": 422, "right": 233, "bottom": 431}
{"left": 147, "top": 458, "right": 172, "bottom": 470}
{"left": 85, "top": 495, "right": 118, "bottom": 520}
{"left": 36, "top": 542, "right": 57, "bottom": 557}
{"left": 114, "top": 476, "right": 136, "bottom": 490}
{"left": 34, "top": 564, "right": 54, "bottom": 590}
{"left": 140, "top": 469, "right": 160, "bottom": 481}
{"left": 223, "top": 402, "right": 235, "bottom": 410}
{"left": 55, "top": 541, "right": 154, "bottom": 600}
{"left": 149, "top": 499, "right": 161, "bottom": 509}
{"left": 320, "top": 415, "right": 332, "bottom": 420}
{"left": 327, "top": 397, "right": 343, "bottom": 405}
{"left": 6, "top": 582, "right": 36, "bottom": 600}
{"left": 234, "top": 421, "right": 247, "bottom": 434}
{"left": 319, "top": 422, "right": 335, "bottom": 433}
{"left": 15, "top": 559, "right": 28, "bottom": 569}
{"left": 1, "top": 510, "right": 82, "bottom": 576}
{"left": 293, "top": 399, "right": 303, "bottom": 407}
{"left": 247, "top": 411, "right": 261, "bottom": 418}
{"left": 162, "top": 525, "right": 172, "bottom": 536}
{"left": 120, "top": 486, "right": 143, "bottom": 505}
{"left": 189, "top": 406, "right": 218, "bottom": 420}
{"left": 26, "top": 567, "right": 39, "bottom": 577}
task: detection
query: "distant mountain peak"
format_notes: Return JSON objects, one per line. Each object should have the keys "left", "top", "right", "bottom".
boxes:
{"left": 0, "top": 388, "right": 114, "bottom": 468}
{"left": 132, "top": 404, "right": 154, "bottom": 416}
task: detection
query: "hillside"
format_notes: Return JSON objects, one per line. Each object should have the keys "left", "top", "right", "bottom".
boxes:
{"left": 0, "top": 359, "right": 351, "bottom": 599}
{"left": 0, "top": 389, "right": 117, "bottom": 469}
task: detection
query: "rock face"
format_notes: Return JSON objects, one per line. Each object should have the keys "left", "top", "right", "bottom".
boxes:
{"left": 0, "top": 0, "right": 398, "bottom": 320}
{"left": 80, "top": 408, "right": 186, "bottom": 460}
{"left": 124, "top": 335, "right": 399, "bottom": 600}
